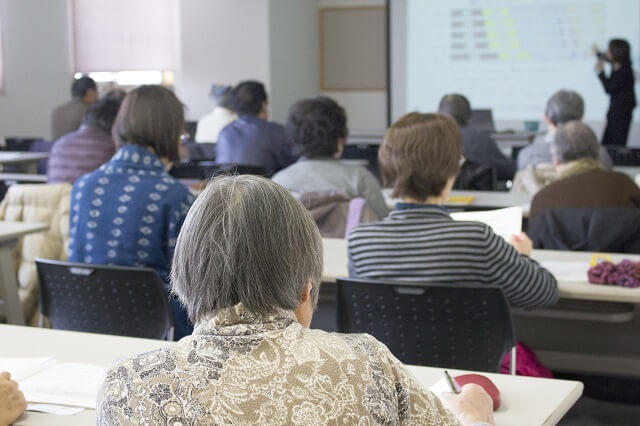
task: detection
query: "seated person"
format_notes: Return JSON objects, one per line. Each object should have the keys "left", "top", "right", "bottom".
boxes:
{"left": 216, "top": 81, "right": 297, "bottom": 174}
{"left": 51, "top": 76, "right": 98, "bottom": 140}
{"left": 439, "top": 94, "right": 516, "bottom": 180}
{"left": 47, "top": 90, "right": 126, "bottom": 183}
{"left": 68, "top": 85, "right": 195, "bottom": 339}
{"left": 273, "top": 96, "right": 388, "bottom": 218}
{"left": 195, "top": 84, "right": 237, "bottom": 143}
{"left": 529, "top": 121, "right": 640, "bottom": 219}
{"left": 348, "top": 113, "right": 558, "bottom": 310}
{"left": 97, "top": 174, "right": 494, "bottom": 426}
{"left": 0, "top": 372, "right": 26, "bottom": 426}
{"left": 517, "top": 90, "right": 613, "bottom": 171}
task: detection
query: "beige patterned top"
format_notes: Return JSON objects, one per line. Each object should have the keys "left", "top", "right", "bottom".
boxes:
{"left": 97, "top": 304, "right": 460, "bottom": 425}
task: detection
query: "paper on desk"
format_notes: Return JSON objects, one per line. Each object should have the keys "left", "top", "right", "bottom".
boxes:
{"left": 429, "top": 377, "right": 454, "bottom": 395}
{"left": 540, "top": 261, "right": 588, "bottom": 282}
{"left": 0, "top": 357, "right": 55, "bottom": 381}
{"left": 27, "top": 403, "right": 84, "bottom": 415}
{"left": 19, "top": 363, "right": 107, "bottom": 409}
{"left": 451, "top": 207, "right": 523, "bottom": 242}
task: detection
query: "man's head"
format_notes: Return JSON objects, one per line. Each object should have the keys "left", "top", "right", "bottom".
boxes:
{"left": 229, "top": 81, "right": 268, "bottom": 119}
{"left": 71, "top": 76, "right": 98, "bottom": 104}
{"left": 551, "top": 121, "right": 600, "bottom": 165}
{"left": 438, "top": 94, "right": 472, "bottom": 126}
{"left": 544, "top": 90, "right": 584, "bottom": 128}
{"left": 83, "top": 90, "right": 126, "bottom": 134}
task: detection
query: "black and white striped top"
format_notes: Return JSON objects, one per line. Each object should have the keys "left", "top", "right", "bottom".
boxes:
{"left": 348, "top": 205, "right": 559, "bottom": 310}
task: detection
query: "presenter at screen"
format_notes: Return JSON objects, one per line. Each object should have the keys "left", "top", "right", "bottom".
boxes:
{"left": 595, "top": 39, "right": 637, "bottom": 146}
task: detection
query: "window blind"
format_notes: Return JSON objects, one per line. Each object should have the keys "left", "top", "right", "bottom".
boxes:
{"left": 72, "top": 0, "right": 179, "bottom": 72}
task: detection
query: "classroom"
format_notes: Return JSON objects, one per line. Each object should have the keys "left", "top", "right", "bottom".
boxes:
{"left": 1, "top": 0, "right": 640, "bottom": 425}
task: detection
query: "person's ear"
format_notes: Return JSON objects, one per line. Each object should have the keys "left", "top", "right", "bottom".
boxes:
{"left": 300, "top": 280, "right": 312, "bottom": 303}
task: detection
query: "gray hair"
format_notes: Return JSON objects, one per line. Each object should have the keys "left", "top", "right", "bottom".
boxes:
{"left": 438, "top": 94, "right": 471, "bottom": 126}
{"left": 552, "top": 121, "right": 600, "bottom": 163}
{"left": 545, "top": 90, "right": 584, "bottom": 125}
{"left": 171, "top": 175, "right": 323, "bottom": 323}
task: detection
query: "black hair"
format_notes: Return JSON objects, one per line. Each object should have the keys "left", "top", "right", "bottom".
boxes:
{"left": 83, "top": 90, "right": 126, "bottom": 133}
{"left": 285, "top": 97, "right": 347, "bottom": 158}
{"left": 609, "top": 39, "right": 632, "bottom": 65}
{"left": 229, "top": 81, "right": 267, "bottom": 116}
{"left": 71, "top": 76, "right": 97, "bottom": 99}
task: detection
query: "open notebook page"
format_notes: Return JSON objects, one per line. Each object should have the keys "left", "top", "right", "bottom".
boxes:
{"left": 450, "top": 207, "right": 523, "bottom": 242}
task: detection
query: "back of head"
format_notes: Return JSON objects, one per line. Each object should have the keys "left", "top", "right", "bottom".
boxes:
{"left": 552, "top": 121, "right": 599, "bottom": 164}
{"left": 83, "top": 89, "right": 126, "bottom": 134}
{"left": 229, "top": 81, "right": 267, "bottom": 116}
{"left": 171, "top": 175, "right": 323, "bottom": 323}
{"left": 286, "top": 96, "right": 348, "bottom": 158}
{"left": 379, "top": 113, "right": 463, "bottom": 200}
{"left": 609, "top": 38, "right": 632, "bottom": 65}
{"left": 545, "top": 90, "right": 584, "bottom": 125}
{"left": 438, "top": 94, "right": 471, "bottom": 126}
{"left": 112, "top": 85, "right": 184, "bottom": 163}
{"left": 210, "top": 84, "right": 234, "bottom": 110}
{"left": 71, "top": 76, "right": 97, "bottom": 99}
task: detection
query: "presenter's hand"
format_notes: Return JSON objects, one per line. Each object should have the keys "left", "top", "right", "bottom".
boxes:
{"left": 595, "top": 59, "right": 604, "bottom": 73}
{"left": 0, "top": 372, "right": 27, "bottom": 426}
{"left": 510, "top": 232, "right": 533, "bottom": 256}
{"left": 440, "top": 383, "right": 495, "bottom": 426}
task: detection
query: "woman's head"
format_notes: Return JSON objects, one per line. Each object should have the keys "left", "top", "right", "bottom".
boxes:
{"left": 379, "top": 113, "right": 463, "bottom": 201}
{"left": 171, "top": 175, "right": 323, "bottom": 325}
{"left": 112, "top": 85, "right": 184, "bottom": 163}
{"left": 608, "top": 39, "right": 632, "bottom": 65}
{"left": 286, "top": 97, "right": 348, "bottom": 158}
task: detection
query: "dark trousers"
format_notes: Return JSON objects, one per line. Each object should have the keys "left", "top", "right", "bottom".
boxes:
{"left": 602, "top": 112, "right": 633, "bottom": 146}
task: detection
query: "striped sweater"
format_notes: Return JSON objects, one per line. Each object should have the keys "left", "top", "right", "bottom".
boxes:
{"left": 348, "top": 204, "right": 559, "bottom": 310}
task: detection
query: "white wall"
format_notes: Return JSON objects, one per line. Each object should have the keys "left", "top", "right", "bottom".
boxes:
{"left": 0, "top": 0, "right": 72, "bottom": 141}
{"left": 174, "top": 0, "right": 271, "bottom": 122}
{"left": 319, "top": 0, "right": 387, "bottom": 134}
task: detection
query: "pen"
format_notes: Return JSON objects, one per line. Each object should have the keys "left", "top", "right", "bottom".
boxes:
{"left": 443, "top": 370, "right": 459, "bottom": 394}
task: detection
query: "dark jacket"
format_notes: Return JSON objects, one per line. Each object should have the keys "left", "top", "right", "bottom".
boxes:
{"left": 47, "top": 125, "right": 116, "bottom": 183}
{"left": 460, "top": 126, "right": 516, "bottom": 180}
{"left": 215, "top": 115, "right": 297, "bottom": 175}
{"left": 529, "top": 207, "right": 640, "bottom": 253}
{"left": 529, "top": 168, "right": 640, "bottom": 220}
{"left": 598, "top": 64, "right": 637, "bottom": 145}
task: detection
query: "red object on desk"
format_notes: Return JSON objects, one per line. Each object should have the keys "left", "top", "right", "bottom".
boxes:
{"left": 454, "top": 374, "right": 501, "bottom": 411}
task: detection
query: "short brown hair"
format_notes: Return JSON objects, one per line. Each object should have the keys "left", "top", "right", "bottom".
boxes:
{"left": 379, "top": 113, "right": 463, "bottom": 200}
{"left": 112, "top": 85, "right": 184, "bottom": 163}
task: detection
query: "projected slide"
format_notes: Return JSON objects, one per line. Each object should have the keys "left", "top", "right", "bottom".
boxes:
{"left": 402, "top": 0, "right": 639, "bottom": 122}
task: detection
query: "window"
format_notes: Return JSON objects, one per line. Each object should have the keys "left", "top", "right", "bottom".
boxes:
{"left": 72, "top": 0, "right": 178, "bottom": 85}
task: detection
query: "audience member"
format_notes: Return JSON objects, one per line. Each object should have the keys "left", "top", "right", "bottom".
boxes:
{"left": 273, "top": 96, "right": 388, "bottom": 218}
{"left": 68, "top": 85, "right": 195, "bottom": 339}
{"left": 47, "top": 90, "right": 126, "bottom": 183}
{"left": 195, "top": 84, "right": 237, "bottom": 143}
{"left": 517, "top": 90, "right": 613, "bottom": 170}
{"left": 529, "top": 121, "right": 640, "bottom": 219}
{"left": 51, "top": 76, "right": 98, "bottom": 140}
{"left": 0, "top": 372, "right": 26, "bottom": 426}
{"left": 215, "top": 81, "right": 297, "bottom": 174}
{"left": 348, "top": 113, "right": 558, "bottom": 310}
{"left": 96, "top": 175, "right": 493, "bottom": 425}
{"left": 439, "top": 94, "right": 516, "bottom": 180}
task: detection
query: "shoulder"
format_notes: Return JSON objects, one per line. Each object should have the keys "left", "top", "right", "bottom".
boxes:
{"left": 157, "top": 174, "right": 195, "bottom": 204}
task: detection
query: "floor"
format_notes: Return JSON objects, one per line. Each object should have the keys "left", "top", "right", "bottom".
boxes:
{"left": 311, "top": 299, "right": 640, "bottom": 425}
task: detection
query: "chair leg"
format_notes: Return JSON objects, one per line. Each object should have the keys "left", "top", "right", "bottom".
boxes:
{"left": 510, "top": 346, "right": 517, "bottom": 375}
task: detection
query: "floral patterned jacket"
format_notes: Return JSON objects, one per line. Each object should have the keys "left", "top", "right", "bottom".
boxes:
{"left": 96, "top": 304, "right": 460, "bottom": 425}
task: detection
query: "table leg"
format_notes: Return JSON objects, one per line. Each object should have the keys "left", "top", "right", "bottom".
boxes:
{"left": 0, "top": 239, "right": 25, "bottom": 325}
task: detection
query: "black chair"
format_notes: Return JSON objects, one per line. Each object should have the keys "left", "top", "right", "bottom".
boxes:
{"left": 336, "top": 278, "right": 516, "bottom": 373}
{"left": 214, "top": 163, "right": 269, "bottom": 177}
{"left": 605, "top": 147, "right": 640, "bottom": 166}
{"left": 183, "top": 142, "right": 216, "bottom": 162}
{"left": 454, "top": 161, "right": 497, "bottom": 191}
{"left": 35, "top": 258, "right": 174, "bottom": 340}
{"left": 341, "top": 143, "right": 380, "bottom": 180}
{"left": 4, "top": 137, "right": 41, "bottom": 152}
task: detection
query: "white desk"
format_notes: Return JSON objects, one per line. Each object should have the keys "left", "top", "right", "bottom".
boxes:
{"left": 0, "top": 173, "right": 47, "bottom": 183}
{"left": 0, "top": 152, "right": 48, "bottom": 174}
{"left": 0, "top": 324, "right": 582, "bottom": 426}
{"left": 322, "top": 238, "right": 640, "bottom": 304}
{"left": 0, "top": 222, "right": 48, "bottom": 324}
{"left": 383, "top": 188, "right": 532, "bottom": 216}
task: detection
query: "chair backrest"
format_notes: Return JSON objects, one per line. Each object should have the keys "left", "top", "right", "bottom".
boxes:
{"left": 36, "top": 258, "right": 173, "bottom": 339}
{"left": 336, "top": 278, "right": 515, "bottom": 372}
{"left": 454, "top": 160, "right": 497, "bottom": 190}
{"left": 183, "top": 142, "right": 216, "bottom": 162}
{"left": 214, "top": 163, "right": 268, "bottom": 177}
{"left": 4, "top": 137, "right": 41, "bottom": 152}
{"left": 605, "top": 147, "right": 640, "bottom": 166}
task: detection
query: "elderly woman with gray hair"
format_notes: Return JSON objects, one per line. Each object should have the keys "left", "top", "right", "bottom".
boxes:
{"left": 96, "top": 175, "right": 494, "bottom": 425}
